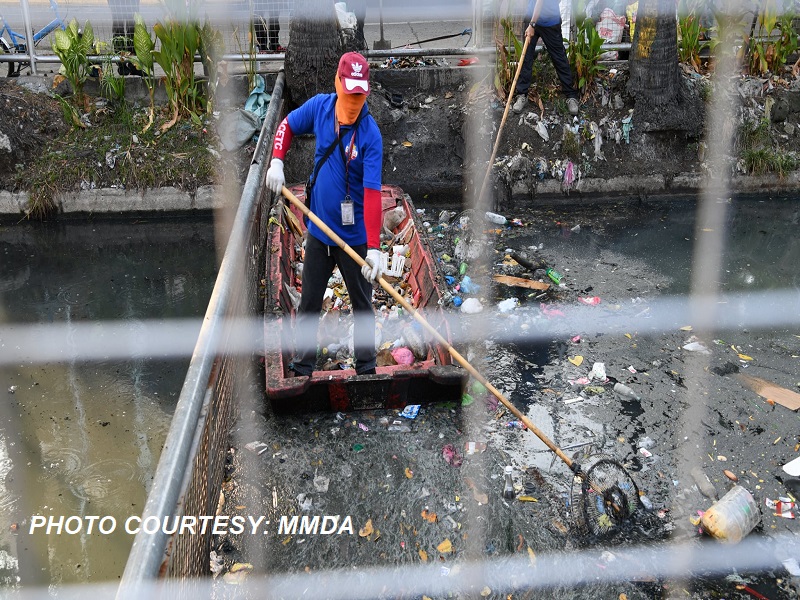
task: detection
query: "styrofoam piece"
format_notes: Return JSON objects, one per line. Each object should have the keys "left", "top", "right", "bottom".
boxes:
{"left": 379, "top": 251, "right": 406, "bottom": 277}
{"left": 783, "top": 455, "right": 800, "bottom": 477}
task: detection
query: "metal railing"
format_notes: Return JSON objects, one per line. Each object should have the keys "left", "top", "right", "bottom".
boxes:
{"left": 114, "top": 71, "right": 285, "bottom": 597}
{"left": 0, "top": 0, "right": 635, "bottom": 75}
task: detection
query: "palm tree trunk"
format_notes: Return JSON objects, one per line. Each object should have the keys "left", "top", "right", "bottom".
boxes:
{"left": 626, "top": 0, "right": 704, "bottom": 134}
{"left": 285, "top": 0, "right": 341, "bottom": 106}
{"left": 627, "top": 0, "right": 680, "bottom": 106}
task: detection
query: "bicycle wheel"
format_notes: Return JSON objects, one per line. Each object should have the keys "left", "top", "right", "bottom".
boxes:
{"left": 0, "top": 37, "right": 14, "bottom": 77}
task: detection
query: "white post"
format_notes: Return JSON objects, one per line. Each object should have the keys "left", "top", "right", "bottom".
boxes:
{"left": 19, "top": 0, "right": 37, "bottom": 75}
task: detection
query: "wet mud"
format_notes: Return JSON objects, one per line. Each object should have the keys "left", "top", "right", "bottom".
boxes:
{"left": 215, "top": 194, "right": 800, "bottom": 599}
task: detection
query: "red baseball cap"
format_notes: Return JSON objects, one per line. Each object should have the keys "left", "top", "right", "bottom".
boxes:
{"left": 337, "top": 52, "right": 370, "bottom": 95}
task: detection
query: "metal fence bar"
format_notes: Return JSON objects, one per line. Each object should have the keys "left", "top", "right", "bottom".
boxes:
{"left": 0, "top": 42, "right": 638, "bottom": 67}
{"left": 115, "top": 70, "right": 285, "bottom": 596}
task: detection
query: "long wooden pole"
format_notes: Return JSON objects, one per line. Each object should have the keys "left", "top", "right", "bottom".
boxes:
{"left": 477, "top": 34, "right": 531, "bottom": 204}
{"left": 281, "top": 185, "right": 576, "bottom": 471}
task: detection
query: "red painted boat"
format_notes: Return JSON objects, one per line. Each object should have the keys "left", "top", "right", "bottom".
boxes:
{"left": 263, "top": 184, "right": 466, "bottom": 413}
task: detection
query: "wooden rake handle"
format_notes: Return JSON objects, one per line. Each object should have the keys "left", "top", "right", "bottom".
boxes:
{"left": 281, "top": 186, "right": 576, "bottom": 471}
{"left": 477, "top": 33, "right": 531, "bottom": 204}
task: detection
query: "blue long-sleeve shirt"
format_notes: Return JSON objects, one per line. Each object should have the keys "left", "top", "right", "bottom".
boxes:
{"left": 526, "top": 0, "right": 562, "bottom": 27}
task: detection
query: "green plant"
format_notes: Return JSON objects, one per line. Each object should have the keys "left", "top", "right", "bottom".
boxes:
{"left": 562, "top": 129, "right": 580, "bottom": 160}
{"left": 152, "top": 17, "right": 204, "bottom": 131}
{"left": 568, "top": 18, "right": 606, "bottom": 96}
{"left": 678, "top": 0, "right": 707, "bottom": 71}
{"left": 736, "top": 116, "right": 796, "bottom": 177}
{"left": 53, "top": 93, "right": 85, "bottom": 129}
{"left": 199, "top": 18, "right": 225, "bottom": 113}
{"left": 131, "top": 13, "right": 156, "bottom": 132}
{"left": 494, "top": 16, "right": 524, "bottom": 100}
{"left": 742, "top": 147, "right": 797, "bottom": 176}
{"left": 52, "top": 19, "right": 94, "bottom": 108}
{"left": 233, "top": 23, "right": 259, "bottom": 93}
{"left": 738, "top": 117, "right": 771, "bottom": 152}
{"left": 99, "top": 57, "right": 125, "bottom": 103}
{"left": 745, "top": 1, "right": 798, "bottom": 75}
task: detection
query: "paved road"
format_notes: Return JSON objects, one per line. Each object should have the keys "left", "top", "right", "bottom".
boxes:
{"left": 1, "top": 0, "right": 480, "bottom": 54}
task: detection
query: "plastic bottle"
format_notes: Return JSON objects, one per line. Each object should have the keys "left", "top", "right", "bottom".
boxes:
{"left": 545, "top": 267, "right": 562, "bottom": 285}
{"left": 459, "top": 262, "right": 468, "bottom": 276}
{"left": 613, "top": 382, "right": 641, "bottom": 401}
{"left": 502, "top": 466, "right": 515, "bottom": 499}
{"left": 485, "top": 211, "right": 508, "bottom": 225}
{"left": 700, "top": 485, "right": 761, "bottom": 543}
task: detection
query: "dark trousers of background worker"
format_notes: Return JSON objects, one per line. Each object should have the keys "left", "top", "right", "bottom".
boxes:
{"left": 515, "top": 22, "right": 579, "bottom": 100}
{"left": 291, "top": 234, "right": 377, "bottom": 376}
{"left": 349, "top": 0, "right": 367, "bottom": 47}
{"left": 254, "top": 15, "right": 280, "bottom": 51}
{"left": 107, "top": 0, "right": 140, "bottom": 53}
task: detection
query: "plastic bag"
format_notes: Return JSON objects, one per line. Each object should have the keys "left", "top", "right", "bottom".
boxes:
{"left": 597, "top": 8, "right": 626, "bottom": 60}
{"left": 334, "top": 2, "right": 357, "bottom": 30}
{"left": 627, "top": 2, "right": 639, "bottom": 40}
{"left": 244, "top": 74, "right": 271, "bottom": 123}
{"left": 218, "top": 109, "right": 262, "bottom": 151}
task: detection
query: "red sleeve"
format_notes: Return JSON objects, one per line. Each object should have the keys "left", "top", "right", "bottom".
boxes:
{"left": 272, "top": 117, "right": 293, "bottom": 160}
{"left": 364, "top": 187, "right": 382, "bottom": 249}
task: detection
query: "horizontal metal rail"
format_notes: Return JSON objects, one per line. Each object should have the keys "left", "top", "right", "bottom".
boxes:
{"left": 0, "top": 42, "right": 636, "bottom": 67}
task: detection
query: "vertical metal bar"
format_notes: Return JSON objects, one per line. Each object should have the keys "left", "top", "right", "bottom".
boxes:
{"left": 19, "top": 0, "right": 37, "bottom": 75}
{"left": 379, "top": 0, "right": 385, "bottom": 42}
{"left": 472, "top": 0, "right": 480, "bottom": 47}
{"left": 115, "top": 71, "right": 285, "bottom": 596}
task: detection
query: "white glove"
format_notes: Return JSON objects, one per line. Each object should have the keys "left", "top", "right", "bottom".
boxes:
{"left": 361, "top": 248, "right": 383, "bottom": 282}
{"left": 265, "top": 158, "right": 285, "bottom": 194}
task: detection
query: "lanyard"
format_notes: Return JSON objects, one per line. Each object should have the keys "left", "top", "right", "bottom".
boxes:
{"left": 334, "top": 119, "right": 358, "bottom": 197}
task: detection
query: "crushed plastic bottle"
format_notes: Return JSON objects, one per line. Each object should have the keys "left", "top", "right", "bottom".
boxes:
{"left": 460, "top": 297, "right": 483, "bottom": 313}
{"left": 545, "top": 267, "right": 562, "bottom": 285}
{"left": 613, "top": 382, "right": 641, "bottom": 401}
{"left": 497, "top": 298, "right": 519, "bottom": 313}
{"left": 502, "top": 466, "right": 515, "bottom": 499}
{"left": 701, "top": 485, "right": 761, "bottom": 543}
{"left": 485, "top": 211, "right": 508, "bottom": 225}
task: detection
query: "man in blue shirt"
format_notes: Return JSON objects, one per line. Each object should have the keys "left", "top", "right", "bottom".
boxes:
{"left": 265, "top": 52, "right": 383, "bottom": 377}
{"left": 513, "top": 0, "right": 580, "bottom": 116}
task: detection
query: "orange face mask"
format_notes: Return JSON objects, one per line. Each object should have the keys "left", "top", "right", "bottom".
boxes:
{"left": 335, "top": 76, "right": 366, "bottom": 125}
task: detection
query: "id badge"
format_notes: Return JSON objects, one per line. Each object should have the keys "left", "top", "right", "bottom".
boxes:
{"left": 341, "top": 195, "right": 354, "bottom": 226}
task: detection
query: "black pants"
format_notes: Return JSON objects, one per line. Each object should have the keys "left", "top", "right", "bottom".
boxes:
{"left": 108, "top": 0, "right": 140, "bottom": 53}
{"left": 292, "top": 234, "right": 376, "bottom": 375}
{"left": 254, "top": 16, "right": 280, "bottom": 50}
{"left": 515, "top": 22, "right": 578, "bottom": 100}
{"left": 349, "top": 0, "right": 367, "bottom": 45}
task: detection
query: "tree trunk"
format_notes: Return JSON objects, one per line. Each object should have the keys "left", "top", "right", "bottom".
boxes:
{"left": 626, "top": 0, "right": 704, "bottom": 135}
{"left": 285, "top": 0, "right": 341, "bottom": 106}
{"left": 627, "top": 0, "right": 680, "bottom": 105}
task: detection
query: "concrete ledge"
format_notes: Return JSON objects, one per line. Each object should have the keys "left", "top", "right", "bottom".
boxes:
{"left": 194, "top": 185, "right": 225, "bottom": 210}
{"left": 670, "top": 172, "right": 704, "bottom": 191}
{"left": 57, "top": 187, "right": 195, "bottom": 213}
{"left": 577, "top": 174, "right": 666, "bottom": 195}
{"left": 59, "top": 188, "right": 141, "bottom": 213}
{"left": 0, "top": 190, "right": 27, "bottom": 214}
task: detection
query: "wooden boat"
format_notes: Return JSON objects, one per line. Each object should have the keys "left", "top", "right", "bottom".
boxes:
{"left": 263, "top": 184, "right": 467, "bottom": 413}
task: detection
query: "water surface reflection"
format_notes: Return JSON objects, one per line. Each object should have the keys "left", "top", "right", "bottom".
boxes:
{"left": 0, "top": 216, "right": 217, "bottom": 586}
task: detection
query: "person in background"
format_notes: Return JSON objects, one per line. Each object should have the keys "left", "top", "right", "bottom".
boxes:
{"left": 107, "top": 0, "right": 142, "bottom": 75}
{"left": 512, "top": 0, "right": 580, "bottom": 116}
{"left": 253, "top": 0, "right": 286, "bottom": 52}
{"left": 265, "top": 52, "right": 383, "bottom": 377}
{"left": 349, "top": 0, "right": 367, "bottom": 48}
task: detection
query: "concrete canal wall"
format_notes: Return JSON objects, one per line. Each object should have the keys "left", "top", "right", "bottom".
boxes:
{"left": 4, "top": 64, "right": 800, "bottom": 216}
